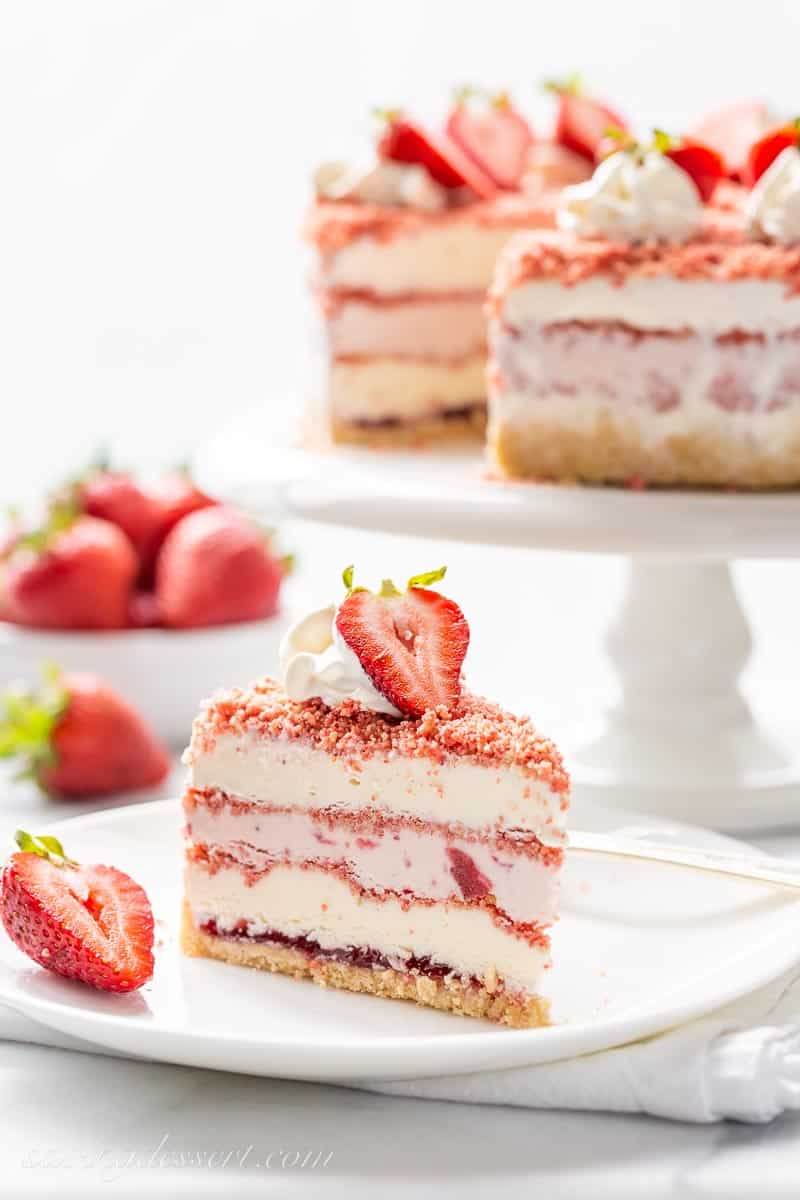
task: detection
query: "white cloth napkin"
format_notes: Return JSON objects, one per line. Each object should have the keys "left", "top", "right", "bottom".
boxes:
{"left": 4, "top": 968, "right": 800, "bottom": 1123}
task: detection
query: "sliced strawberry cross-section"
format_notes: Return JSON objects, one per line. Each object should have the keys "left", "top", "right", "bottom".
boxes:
{"left": 335, "top": 566, "right": 470, "bottom": 718}
{"left": 746, "top": 120, "right": 800, "bottom": 185}
{"left": 0, "top": 830, "right": 154, "bottom": 992}
{"left": 446, "top": 86, "right": 534, "bottom": 190}
{"left": 376, "top": 110, "right": 497, "bottom": 200}
{"left": 545, "top": 75, "right": 628, "bottom": 162}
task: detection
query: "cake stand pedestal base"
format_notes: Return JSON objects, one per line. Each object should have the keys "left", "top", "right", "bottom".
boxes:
{"left": 570, "top": 561, "right": 800, "bottom": 831}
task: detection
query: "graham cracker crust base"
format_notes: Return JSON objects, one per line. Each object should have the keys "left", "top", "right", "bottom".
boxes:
{"left": 330, "top": 404, "right": 486, "bottom": 448}
{"left": 489, "top": 409, "right": 800, "bottom": 489}
{"left": 180, "top": 901, "right": 549, "bottom": 1029}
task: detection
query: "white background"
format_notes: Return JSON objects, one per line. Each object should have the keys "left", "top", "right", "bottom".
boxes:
{"left": 3, "top": 0, "right": 800, "bottom": 494}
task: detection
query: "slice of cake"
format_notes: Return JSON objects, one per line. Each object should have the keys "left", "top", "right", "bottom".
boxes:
{"left": 305, "top": 83, "right": 628, "bottom": 445}
{"left": 181, "top": 566, "right": 569, "bottom": 1027}
{"left": 486, "top": 131, "right": 800, "bottom": 488}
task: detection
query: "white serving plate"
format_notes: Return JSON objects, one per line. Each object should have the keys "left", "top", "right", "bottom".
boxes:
{"left": 0, "top": 798, "right": 797, "bottom": 1082}
{"left": 0, "top": 599, "right": 301, "bottom": 748}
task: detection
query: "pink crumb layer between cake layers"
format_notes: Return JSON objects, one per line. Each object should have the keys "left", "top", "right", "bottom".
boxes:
{"left": 186, "top": 681, "right": 570, "bottom": 796}
{"left": 305, "top": 192, "right": 559, "bottom": 253}
{"left": 487, "top": 224, "right": 800, "bottom": 307}
{"left": 184, "top": 789, "right": 562, "bottom": 926}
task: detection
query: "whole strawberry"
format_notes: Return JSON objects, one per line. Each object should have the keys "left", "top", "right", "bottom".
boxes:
{"left": 0, "top": 667, "right": 170, "bottom": 797}
{"left": 335, "top": 565, "right": 469, "bottom": 717}
{"left": 156, "top": 505, "right": 285, "bottom": 629}
{"left": 80, "top": 470, "right": 162, "bottom": 569}
{"left": 147, "top": 470, "right": 216, "bottom": 547}
{"left": 1, "top": 830, "right": 154, "bottom": 992}
{"left": 1, "top": 512, "right": 137, "bottom": 630}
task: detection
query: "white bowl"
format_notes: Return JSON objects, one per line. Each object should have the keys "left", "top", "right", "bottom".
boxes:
{"left": 0, "top": 601, "right": 302, "bottom": 748}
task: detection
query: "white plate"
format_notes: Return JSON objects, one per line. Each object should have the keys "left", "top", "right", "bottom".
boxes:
{"left": 1, "top": 798, "right": 798, "bottom": 1081}
{"left": 195, "top": 424, "right": 800, "bottom": 560}
{"left": 0, "top": 586, "right": 305, "bottom": 748}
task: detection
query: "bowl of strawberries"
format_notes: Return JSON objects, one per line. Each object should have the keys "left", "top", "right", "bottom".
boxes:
{"left": 0, "top": 463, "right": 296, "bottom": 746}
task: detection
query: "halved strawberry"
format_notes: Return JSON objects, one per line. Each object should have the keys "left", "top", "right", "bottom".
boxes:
{"left": 545, "top": 75, "right": 628, "bottom": 162}
{"left": 1, "top": 830, "right": 154, "bottom": 992}
{"left": 446, "top": 87, "right": 534, "bottom": 190}
{"left": 662, "top": 137, "right": 725, "bottom": 202}
{"left": 334, "top": 566, "right": 469, "bottom": 718}
{"left": 692, "top": 99, "right": 771, "bottom": 180}
{"left": 746, "top": 121, "right": 800, "bottom": 185}
{"left": 376, "top": 111, "right": 497, "bottom": 200}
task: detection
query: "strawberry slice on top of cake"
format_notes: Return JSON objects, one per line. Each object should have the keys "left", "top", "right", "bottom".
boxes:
{"left": 181, "top": 566, "right": 569, "bottom": 1027}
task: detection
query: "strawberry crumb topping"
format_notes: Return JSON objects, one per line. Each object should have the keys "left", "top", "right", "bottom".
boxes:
{"left": 488, "top": 224, "right": 800, "bottom": 307}
{"left": 187, "top": 678, "right": 569, "bottom": 794}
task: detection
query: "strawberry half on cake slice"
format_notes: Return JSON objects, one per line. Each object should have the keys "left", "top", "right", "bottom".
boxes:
{"left": 181, "top": 567, "right": 569, "bottom": 1027}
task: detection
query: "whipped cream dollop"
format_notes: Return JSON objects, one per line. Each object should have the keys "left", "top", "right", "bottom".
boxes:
{"left": 556, "top": 150, "right": 703, "bottom": 243}
{"left": 746, "top": 146, "right": 800, "bottom": 244}
{"left": 314, "top": 159, "right": 447, "bottom": 212}
{"left": 279, "top": 604, "right": 402, "bottom": 717}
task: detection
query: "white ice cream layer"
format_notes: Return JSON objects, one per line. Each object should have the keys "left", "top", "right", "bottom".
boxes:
{"left": 331, "top": 355, "right": 487, "bottom": 422}
{"left": 321, "top": 223, "right": 523, "bottom": 294}
{"left": 188, "top": 733, "right": 567, "bottom": 843}
{"left": 185, "top": 862, "right": 549, "bottom": 992}
{"left": 501, "top": 277, "right": 800, "bottom": 335}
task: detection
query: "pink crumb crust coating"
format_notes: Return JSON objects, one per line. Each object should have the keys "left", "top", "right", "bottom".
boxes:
{"left": 305, "top": 192, "right": 558, "bottom": 253}
{"left": 186, "top": 678, "right": 569, "bottom": 796}
{"left": 487, "top": 223, "right": 800, "bottom": 307}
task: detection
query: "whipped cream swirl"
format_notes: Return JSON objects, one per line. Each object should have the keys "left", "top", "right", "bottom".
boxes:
{"left": 747, "top": 146, "right": 800, "bottom": 244}
{"left": 279, "top": 604, "right": 401, "bottom": 717}
{"left": 557, "top": 150, "right": 703, "bottom": 243}
{"left": 314, "top": 159, "right": 447, "bottom": 212}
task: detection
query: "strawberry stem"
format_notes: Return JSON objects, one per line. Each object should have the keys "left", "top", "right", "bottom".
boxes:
{"left": 543, "top": 73, "right": 583, "bottom": 98}
{"left": 15, "top": 829, "right": 78, "bottom": 868}
{"left": 0, "top": 668, "right": 67, "bottom": 784}
{"left": 407, "top": 566, "right": 447, "bottom": 589}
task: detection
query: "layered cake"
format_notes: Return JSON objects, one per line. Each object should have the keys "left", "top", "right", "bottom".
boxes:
{"left": 182, "top": 567, "right": 569, "bottom": 1027}
{"left": 306, "top": 82, "right": 627, "bottom": 444}
{"left": 487, "top": 131, "right": 800, "bottom": 487}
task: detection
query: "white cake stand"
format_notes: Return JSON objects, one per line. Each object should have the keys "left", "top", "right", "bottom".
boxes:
{"left": 197, "top": 428, "right": 800, "bottom": 833}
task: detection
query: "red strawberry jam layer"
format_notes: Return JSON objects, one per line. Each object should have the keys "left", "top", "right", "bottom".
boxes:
{"left": 199, "top": 916, "right": 487, "bottom": 986}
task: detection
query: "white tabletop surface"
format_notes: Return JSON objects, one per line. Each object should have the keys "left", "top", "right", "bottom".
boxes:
{"left": 5, "top": 0, "right": 800, "bottom": 1193}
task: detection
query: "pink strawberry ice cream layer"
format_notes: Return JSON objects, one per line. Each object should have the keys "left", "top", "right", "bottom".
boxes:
{"left": 184, "top": 789, "right": 561, "bottom": 927}
{"left": 325, "top": 294, "right": 487, "bottom": 360}
{"left": 492, "top": 320, "right": 800, "bottom": 420}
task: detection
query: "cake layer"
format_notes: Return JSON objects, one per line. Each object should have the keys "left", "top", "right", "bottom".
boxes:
{"left": 501, "top": 277, "right": 800, "bottom": 335}
{"left": 330, "top": 355, "right": 487, "bottom": 424}
{"left": 183, "top": 860, "right": 549, "bottom": 993}
{"left": 184, "top": 789, "right": 561, "bottom": 924}
{"left": 188, "top": 735, "right": 568, "bottom": 843}
{"left": 182, "top": 902, "right": 548, "bottom": 1028}
{"left": 325, "top": 294, "right": 486, "bottom": 359}
{"left": 489, "top": 319, "right": 800, "bottom": 485}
